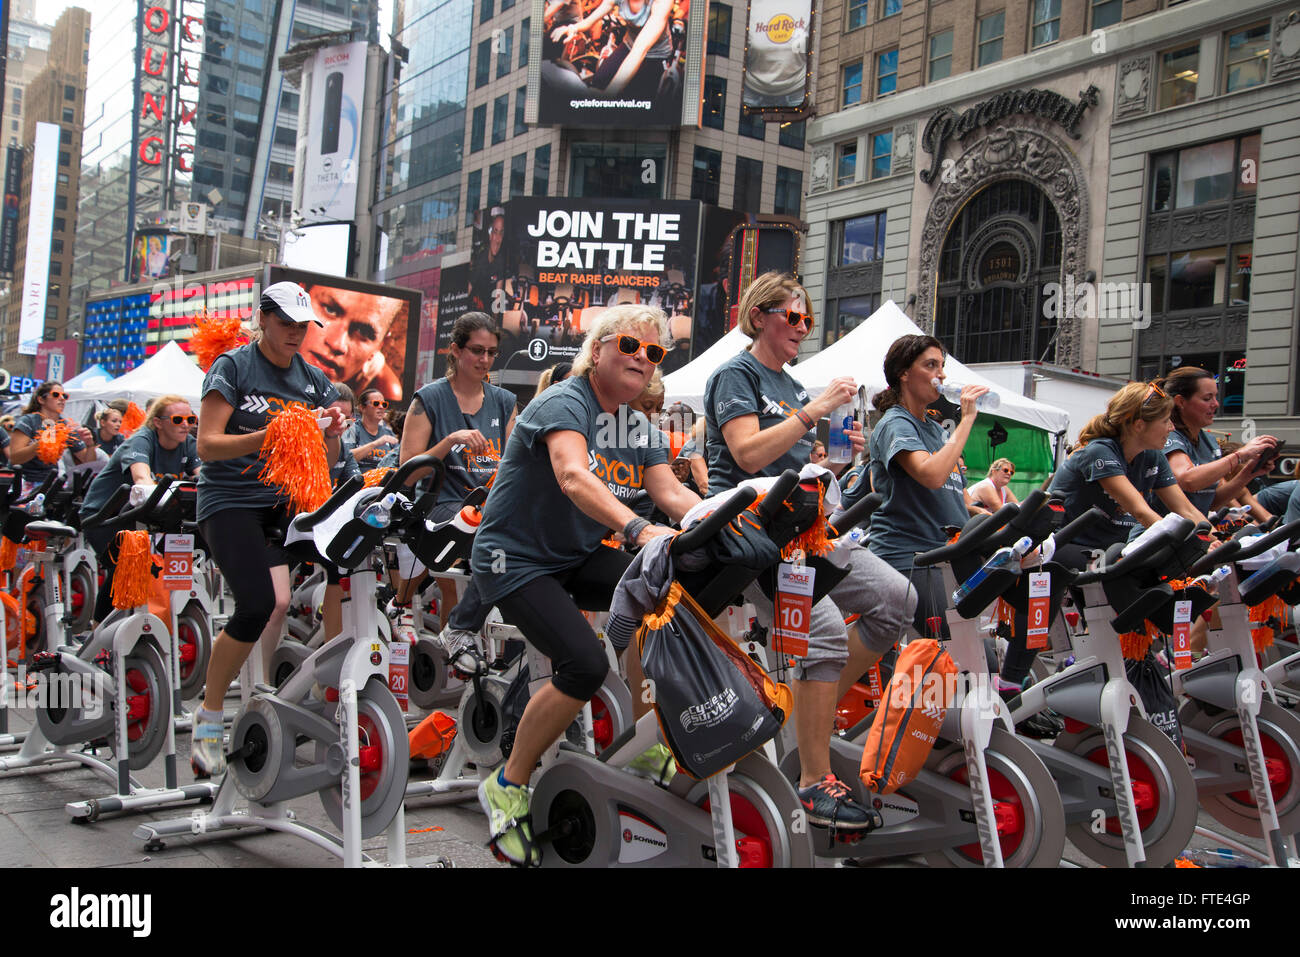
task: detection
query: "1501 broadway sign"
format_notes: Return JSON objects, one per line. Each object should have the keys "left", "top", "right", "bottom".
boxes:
{"left": 741, "top": 0, "right": 815, "bottom": 115}
{"left": 919, "top": 85, "right": 1101, "bottom": 184}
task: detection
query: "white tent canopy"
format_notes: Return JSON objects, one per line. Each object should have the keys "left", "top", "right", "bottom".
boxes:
{"left": 794, "top": 301, "right": 1070, "bottom": 435}
{"left": 66, "top": 341, "right": 204, "bottom": 425}
{"left": 662, "top": 327, "right": 778, "bottom": 412}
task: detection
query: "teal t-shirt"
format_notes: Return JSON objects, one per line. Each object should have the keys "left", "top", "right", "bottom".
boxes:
{"left": 1047, "top": 437, "right": 1178, "bottom": 549}
{"left": 196, "top": 343, "right": 338, "bottom": 521}
{"left": 412, "top": 377, "right": 516, "bottom": 510}
{"left": 347, "top": 419, "right": 397, "bottom": 472}
{"left": 80, "top": 428, "right": 199, "bottom": 519}
{"left": 1160, "top": 428, "right": 1220, "bottom": 515}
{"left": 704, "top": 349, "right": 813, "bottom": 494}
{"left": 867, "top": 405, "right": 968, "bottom": 567}
{"left": 14, "top": 412, "right": 87, "bottom": 486}
{"left": 469, "top": 375, "right": 669, "bottom": 603}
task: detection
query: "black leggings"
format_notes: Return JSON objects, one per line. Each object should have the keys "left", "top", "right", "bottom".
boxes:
{"left": 999, "top": 542, "right": 1092, "bottom": 685}
{"left": 200, "top": 506, "right": 292, "bottom": 643}
{"left": 85, "top": 526, "right": 118, "bottom": 623}
{"left": 493, "top": 546, "right": 631, "bottom": 701}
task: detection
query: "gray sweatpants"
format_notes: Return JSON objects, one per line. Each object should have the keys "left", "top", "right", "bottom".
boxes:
{"left": 745, "top": 544, "right": 917, "bottom": 683}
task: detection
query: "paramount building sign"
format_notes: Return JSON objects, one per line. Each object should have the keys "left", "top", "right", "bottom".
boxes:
{"left": 919, "top": 84, "right": 1101, "bottom": 184}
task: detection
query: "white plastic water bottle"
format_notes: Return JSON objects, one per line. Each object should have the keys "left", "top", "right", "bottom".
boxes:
{"left": 1190, "top": 565, "right": 1231, "bottom": 593}
{"left": 450, "top": 504, "right": 482, "bottom": 535}
{"left": 826, "top": 402, "right": 853, "bottom": 464}
{"left": 952, "top": 536, "right": 1034, "bottom": 605}
{"left": 932, "top": 378, "right": 1000, "bottom": 411}
{"left": 360, "top": 492, "right": 397, "bottom": 529}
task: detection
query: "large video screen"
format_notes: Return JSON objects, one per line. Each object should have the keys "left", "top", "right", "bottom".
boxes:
{"left": 268, "top": 267, "right": 422, "bottom": 404}
{"left": 530, "top": 0, "right": 707, "bottom": 128}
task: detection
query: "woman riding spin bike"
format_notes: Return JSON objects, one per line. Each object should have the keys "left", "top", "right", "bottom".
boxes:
{"left": 472, "top": 304, "right": 700, "bottom": 866}
{"left": 189, "top": 282, "right": 348, "bottom": 777}
{"left": 348, "top": 388, "right": 399, "bottom": 472}
{"left": 78, "top": 394, "right": 200, "bottom": 625}
{"left": 8, "top": 381, "right": 98, "bottom": 490}
{"left": 968, "top": 458, "right": 1020, "bottom": 512}
{"left": 94, "top": 406, "right": 126, "bottom": 457}
{"left": 704, "top": 271, "right": 915, "bottom": 833}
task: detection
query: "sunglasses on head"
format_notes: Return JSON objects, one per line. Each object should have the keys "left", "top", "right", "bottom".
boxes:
{"left": 169, "top": 415, "right": 198, "bottom": 426}
{"left": 368, "top": 399, "right": 389, "bottom": 409}
{"left": 601, "top": 334, "right": 665, "bottom": 365}
{"left": 1143, "top": 382, "right": 1167, "bottom": 406}
{"left": 764, "top": 308, "right": 814, "bottom": 332}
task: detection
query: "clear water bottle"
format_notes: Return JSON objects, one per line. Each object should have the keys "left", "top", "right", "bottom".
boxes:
{"left": 1190, "top": 565, "right": 1231, "bottom": 593}
{"left": 826, "top": 402, "right": 853, "bottom": 464}
{"left": 360, "top": 492, "right": 398, "bottom": 529}
{"left": 844, "top": 526, "right": 868, "bottom": 547}
{"left": 932, "top": 378, "right": 1000, "bottom": 411}
{"left": 1177, "top": 847, "right": 1265, "bottom": 868}
{"left": 952, "top": 536, "right": 1034, "bottom": 605}
{"left": 30, "top": 493, "right": 45, "bottom": 517}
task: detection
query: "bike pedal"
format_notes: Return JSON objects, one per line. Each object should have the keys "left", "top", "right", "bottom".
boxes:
{"left": 29, "top": 651, "right": 61, "bottom": 671}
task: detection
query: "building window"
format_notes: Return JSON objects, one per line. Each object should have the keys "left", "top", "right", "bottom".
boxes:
{"left": 978, "top": 12, "right": 1005, "bottom": 66}
{"left": 703, "top": 75, "right": 726, "bottom": 129}
{"left": 838, "top": 213, "right": 886, "bottom": 265}
{"left": 739, "top": 109, "right": 766, "bottom": 140}
{"left": 708, "top": 3, "right": 732, "bottom": 56}
{"left": 492, "top": 94, "right": 508, "bottom": 144}
{"left": 847, "top": 0, "right": 867, "bottom": 30}
{"left": 476, "top": 40, "right": 492, "bottom": 87}
{"left": 498, "top": 26, "right": 514, "bottom": 78}
{"left": 64, "top": 85, "right": 75, "bottom": 100}
{"left": 54, "top": 217, "right": 67, "bottom": 233}
{"left": 691, "top": 146, "right": 721, "bottom": 204}
{"left": 480, "top": 0, "right": 494, "bottom": 23}
{"left": 774, "top": 166, "right": 802, "bottom": 216}
{"left": 487, "top": 161, "right": 503, "bottom": 205}
{"left": 501, "top": 0, "right": 514, "bottom": 10}
{"left": 510, "top": 153, "right": 527, "bottom": 199}
{"left": 520, "top": 18, "right": 530, "bottom": 68}
{"left": 1091, "top": 0, "right": 1121, "bottom": 30}
{"left": 465, "top": 170, "right": 481, "bottom": 224}
{"left": 470, "top": 104, "right": 486, "bottom": 152}
{"left": 1031, "top": 0, "right": 1060, "bottom": 48}
{"left": 842, "top": 62, "right": 863, "bottom": 107}
{"left": 824, "top": 214, "right": 887, "bottom": 345}
{"left": 63, "top": 107, "right": 74, "bottom": 123}
{"left": 836, "top": 141, "right": 857, "bottom": 186}
{"left": 735, "top": 156, "right": 762, "bottom": 212}
{"left": 533, "top": 144, "right": 551, "bottom": 195}
{"left": 1157, "top": 44, "right": 1199, "bottom": 109}
{"left": 1150, "top": 133, "right": 1259, "bottom": 212}
{"left": 779, "top": 120, "right": 805, "bottom": 149}
{"left": 56, "top": 195, "right": 68, "bottom": 211}
{"left": 871, "top": 131, "right": 892, "bottom": 178}
{"left": 929, "top": 30, "right": 953, "bottom": 82}
{"left": 59, "top": 152, "right": 71, "bottom": 167}
{"left": 877, "top": 49, "right": 897, "bottom": 96}
{"left": 515, "top": 86, "right": 528, "bottom": 134}
{"left": 1224, "top": 22, "right": 1270, "bottom": 93}
{"left": 879, "top": 0, "right": 900, "bottom": 18}
{"left": 53, "top": 238, "right": 65, "bottom": 254}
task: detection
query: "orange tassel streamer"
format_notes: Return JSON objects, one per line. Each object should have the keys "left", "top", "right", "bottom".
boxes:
{"left": 362, "top": 467, "right": 395, "bottom": 488}
{"left": 120, "top": 402, "right": 146, "bottom": 438}
{"left": 0, "top": 537, "right": 16, "bottom": 572}
{"left": 36, "top": 421, "right": 71, "bottom": 464}
{"left": 190, "top": 307, "right": 249, "bottom": 371}
{"left": 258, "top": 404, "right": 332, "bottom": 513}
{"left": 993, "top": 596, "right": 1016, "bottom": 638}
{"left": 1248, "top": 594, "right": 1287, "bottom": 652}
{"left": 111, "top": 530, "right": 154, "bottom": 610}
{"left": 1119, "top": 620, "right": 1161, "bottom": 661}
{"left": 1173, "top": 857, "right": 1201, "bottom": 868}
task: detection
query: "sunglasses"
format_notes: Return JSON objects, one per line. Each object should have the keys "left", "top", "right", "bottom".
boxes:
{"left": 368, "top": 399, "right": 389, "bottom": 409}
{"left": 47, "top": 391, "right": 68, "bottom": 401}
{"left": 169, "top": 415, "right": 198, "bottom": 426}
{"left": 764, "top": 308, "right": 814, "bottom": 332}
{"left": 1142, "top": 382, "right": 1167, "bottom": 406}
{"left": 463, "top": 345, "right": 500, "bottom": 358}
{"left": 602, "top": 334, "right": 665, "bottom": 365}
{"left": 1000, "top": 467, "right": 1015, "bottom": 476}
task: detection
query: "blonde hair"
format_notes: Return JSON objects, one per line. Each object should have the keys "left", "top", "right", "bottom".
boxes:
{"left": 146, "top": 394, "right": 192, "bottom": 430}
{"left": 1076, "top": 382, "right": 1174, "bottom": 447}
{"left": 988, "top": 457, "right": 1014, "bottom": 478}
{"left": 641, "top": 371, "right": 665, "bottom": 401}
{"left": 571, "top": 304, "right": 669, "bottom": 377}
{"left": 736, "top": 272, "right": 813, "bottom": 339}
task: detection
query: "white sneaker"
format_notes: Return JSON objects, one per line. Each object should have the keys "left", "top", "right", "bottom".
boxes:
{"left": 438, "top": 627, "right": 484, "bottom": 677}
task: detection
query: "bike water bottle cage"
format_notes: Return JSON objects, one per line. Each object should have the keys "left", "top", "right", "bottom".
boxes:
{"left": 410, "top": 485, "right": 488, "bottom": 573}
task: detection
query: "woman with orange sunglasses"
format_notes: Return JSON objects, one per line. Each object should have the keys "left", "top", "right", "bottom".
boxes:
{"left": 7, "top": 380, "right": 98, "bottom": 490}
{"left": 348, "top": 387, "right": 398, "bottom": 471}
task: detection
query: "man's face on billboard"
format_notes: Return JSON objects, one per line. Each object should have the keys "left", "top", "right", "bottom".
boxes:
{"left": 301, "top": 285, "right": 403, "bottom": 385}
{"left": 488, "top": 216, "right": 505, "bottom": 259}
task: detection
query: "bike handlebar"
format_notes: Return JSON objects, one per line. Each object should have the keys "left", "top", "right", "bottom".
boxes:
{"left": 293, "top": 476, "right": 364, "bottom": 533}
{"left": 1072, "top": 516, "right": 1197, "bottom": 585}
{"left": 83, "top": 478, "right": 176, "bottom": 531}
{"left": 15, "top": 472, "right": 58, "bottom": 506}
{"left": 383, "top": 454, "right": 446, "bottom": 500}
{"left": 1051, "top": 507, "right": 1108, "bottom": 550}
{"left": 828, "top": 492, "right": 882, "bottom": 538}
{"left": 1229, "top": 518, "right": 1300, "bottom": 562}
{"left": 80, "top": 484, "right": 133, "bottom": 529}
{"left": 672, "top": 486, "right": 759, "bottom": 556}
{"left": 913, "top": 500, "right": 1021, "bottom": 568}
{"left": 756, "top": 470, "right": 801, "bottom": 523}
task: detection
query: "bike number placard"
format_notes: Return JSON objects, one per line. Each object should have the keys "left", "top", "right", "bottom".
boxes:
{"left": 1026, "top": 571, "right": 1051, "bottom": 650}
{"left": 773, "top": 562, "right": 813, "bottom": 658}
{"left": 163, "top": 534, "right": 194, "bottom": 591}
{"left": 389, "top": 642, "right": 409, "bottom": 712}
{"left": 1172, "top": 599, "right": 1193, "bottom": 670}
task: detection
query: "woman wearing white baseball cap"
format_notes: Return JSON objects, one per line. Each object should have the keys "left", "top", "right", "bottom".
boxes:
{"left": 189, "top": 281, "right": 350, "bottom": 778}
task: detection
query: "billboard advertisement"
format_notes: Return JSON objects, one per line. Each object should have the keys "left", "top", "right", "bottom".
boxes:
{"left": 283, "top": 222, "right": 353, "bottom": 277}
{"left": 531, "top": 0, "right": 708, "bottom": 128}
{"left": 131, "top": 230, "right": 179, "bottom": 282}
{"left": 434, "top": 263, "right": 472, "bottom": 378}
{"left": 741, "top": 0, "right": 815, "bottom": 116}
{"left": 268, "top": 266, "right": 421, "bottom": 404}
{"left": 1, "top": 147, "right": 21, "bottom": 274}
{"left": 19, "top": 122, "right": 60, "bottom": 356}
{"left": 301, "top": 41, "right": 367, "bottom": 222}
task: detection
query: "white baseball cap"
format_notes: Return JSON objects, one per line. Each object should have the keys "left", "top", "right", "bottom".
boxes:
{"left": 260, "top": 281, "right": 323, "bottom": 326}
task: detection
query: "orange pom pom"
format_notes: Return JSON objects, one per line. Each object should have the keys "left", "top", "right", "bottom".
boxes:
{"left": 1248, "top": 594, "right": 1287, "bottom": 652}
{"left": 0, "top": 537, "right": 16, "bottom": 572}
{"left": 1119, "top": 620, "right": 1160, "bottom": 661}
{"left": 190, "top": 307, "right": 249, "bottom": 371}
{"left": 1173, "top": 857, "right": 1201, "bottom": 868}
{"left": 363, "top": 467, "right": 396, "bottom": 488}
{"left": 258, "top": 404, "right": 332, "bottom": 513}
{"left": 120, "top": 402, "right": 146, "bottom": 437}
{"left": 111, "top": 530, "right": 155, "bottom": 610}
{"left": 36, "top": 421, "right": 71, "bottom": 464}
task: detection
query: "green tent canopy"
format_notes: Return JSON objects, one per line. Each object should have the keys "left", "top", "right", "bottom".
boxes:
{"left": 961, "top": 414, "right": 1057, "bottom": 501}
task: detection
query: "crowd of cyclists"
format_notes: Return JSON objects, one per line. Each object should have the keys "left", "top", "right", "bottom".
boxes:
{"left": 10, "top": 274, "right": 1299, "bottom": 866}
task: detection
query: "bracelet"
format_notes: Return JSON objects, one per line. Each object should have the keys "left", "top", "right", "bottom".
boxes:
{"left": 623, "top": 517, "right": 650, "bottom": 545}
{"left": 795, "top": 409, "right": 815, "bottom": 430}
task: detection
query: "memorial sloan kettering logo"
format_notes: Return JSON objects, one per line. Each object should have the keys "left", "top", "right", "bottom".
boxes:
{"left": 49, "top": 888, "right": 151, "bottom": 937}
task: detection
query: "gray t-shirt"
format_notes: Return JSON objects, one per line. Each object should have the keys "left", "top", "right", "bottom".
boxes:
{"left": 197, "top": 344, "right": 338, "bottom": 522}
{"left": 412, "top": 377, "right": 516, "bottom": 510}
{"left": 346, "top": 419, "right": 397, "bottom": 472}
{"left": 867, "top": 406, "right": 968, "bottom": 567}
{"left": 80, "top": 428, "right": 199, "bottom": 518}
{"left": 1047, "top": 437, "right": 1178, "bottom": 549}
{"left": 469, "top": 375, "right": 669, "bottom": 603}
{"left": 14, "top": 412, "right": 87, "bottom": 486}
{"left": 705, "top": 350, "right": 813, "bottom": 494}
{"left": 1161, "top": 428, "right": 1220, "bottom": 515}
{"left": 333, "top": 432, "right": 361, "bottom": 486}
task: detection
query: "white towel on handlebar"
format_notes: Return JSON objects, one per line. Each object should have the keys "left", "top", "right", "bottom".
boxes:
{"left": 681, "top": 464, "right": 842, "bottom": 529}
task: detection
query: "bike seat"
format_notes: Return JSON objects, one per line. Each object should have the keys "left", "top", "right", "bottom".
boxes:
{"left": 22, "top": 520, "right": 79, "bottom": 543}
